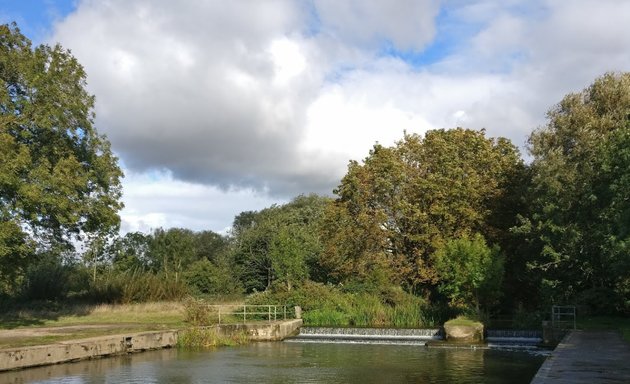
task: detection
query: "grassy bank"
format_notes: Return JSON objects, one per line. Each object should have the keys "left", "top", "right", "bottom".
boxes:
{"left": 578, "top": 316, "right": 630, "bottom": 342}
{"left": 0, "top": 302, "right": 187, "bottom": 348}
{"left": 0, "top": 301, "right": 186, "bottom": 329}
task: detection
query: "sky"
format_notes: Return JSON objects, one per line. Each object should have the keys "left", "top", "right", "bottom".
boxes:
{"left": 2, "top": 0, "right": 630, "bottom": 234}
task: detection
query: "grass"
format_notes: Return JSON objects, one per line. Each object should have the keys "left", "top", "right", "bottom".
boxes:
{"left": 0, "top": 301, "right": 188, "bottom": 349}
{"left": 577, "top": 316, "right": 630, "bottom": 342}
{"left": 444, "top": 316, "right": 483, "bottom": 327}
{"left": 0, "top": 301, "right": 187, "bottom": 329}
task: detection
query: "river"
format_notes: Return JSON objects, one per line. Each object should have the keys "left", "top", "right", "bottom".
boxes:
{"left": 0, "top": 342, "right": 545, "bottom": 383}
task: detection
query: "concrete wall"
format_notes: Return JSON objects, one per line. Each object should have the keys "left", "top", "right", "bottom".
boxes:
{"left": 213, "top": 319, "right": 303, "bottom": 341}
{"left": 0, "top": 319, "right": 303, "bottom": 372}
{"left": 0, "top": 330, "right": 179, "bottom": 372}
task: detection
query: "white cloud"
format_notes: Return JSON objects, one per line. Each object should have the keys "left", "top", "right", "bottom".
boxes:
{"left": 313, "top": 0, "right": 440, "bottom": 51}
{"left": 120, "top": 170, "right": 281, "bottom": 234}
{"left": 45, "top": 0, "right": 630, "bottom": 232}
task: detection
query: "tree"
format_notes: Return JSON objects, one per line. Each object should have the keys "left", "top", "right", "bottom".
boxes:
{"left": 147, "top": 228, "right": 196, "bottom": 283}
{"left": 269, "top": 226, "right": 310, "bottom": 291}
{"left": 232, "top": 194, "right": 329, "bottom": 292}
{"left": 109, "top": 231, "right": 152, "bottom": 272}
{"left": 433, "top": 234, "right": 504, "bottom": 313}
{"left": 526, "top": 72, "right": 630, "bottom": 313}
{"left": 0, "top": 23, "right": 123, "bottom": 292}
{"left": 320, "top": 129, "right": 523, "bottom": 295}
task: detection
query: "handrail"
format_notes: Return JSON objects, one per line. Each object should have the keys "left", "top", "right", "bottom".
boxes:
{"left": 205, "top": 304, "right": 291, "bottom": 325}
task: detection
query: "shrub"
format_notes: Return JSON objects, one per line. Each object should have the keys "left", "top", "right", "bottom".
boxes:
{"left": 22, "top": 258, "right": 70, "bottom": 300}
{"left": 245, "top": 280, "right": 440, "bottom": 328}
{"left": 86, "top": 271, "right": 189, "bottom": 303}
{"left": 183, "top": 259, "right": 242, "bottom": 295}
{"left": 183, "top": 297, "right": 211, "bottom": 326}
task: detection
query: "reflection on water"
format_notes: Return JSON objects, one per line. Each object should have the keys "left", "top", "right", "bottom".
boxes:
{"left": 0, "top": 342, "right": 545, "bottom": 384}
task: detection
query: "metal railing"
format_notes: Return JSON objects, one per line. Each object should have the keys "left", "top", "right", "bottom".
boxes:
{"left": 206, "top": 304, "right": 292, "bottom": 325}
{"left": 552, "top": 305, "right": 576, "bottom": 330}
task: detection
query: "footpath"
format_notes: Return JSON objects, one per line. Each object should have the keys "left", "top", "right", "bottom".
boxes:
{"left": 531, "top": 330, "right": 630, "bottom": 383}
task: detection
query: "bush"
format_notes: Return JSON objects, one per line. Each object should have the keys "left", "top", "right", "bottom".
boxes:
{"left": 182, "top": 297, "right": 211, "bottom": 326}
{"left": 22, "top": 258, "right": 70, "bottom": 300}
{"left": 86, "top": 271, "right": 189, "bottom": 303}
{"left": 183, "top": 259, "right": 242, "bottom": 295}
{"left": 246, "top": 280, "right": 439, "bottom": 327}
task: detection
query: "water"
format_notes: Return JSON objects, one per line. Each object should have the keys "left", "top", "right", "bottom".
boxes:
{"left": 0, "top": 342, "right": 545, "bottom": 384}
{"left": 290, "top": 327, "right": 443, "bottom": 345}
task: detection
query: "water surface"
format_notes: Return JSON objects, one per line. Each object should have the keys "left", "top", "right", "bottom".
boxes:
{"left": 1, "top": 342, "right": 545, "bottom": 383}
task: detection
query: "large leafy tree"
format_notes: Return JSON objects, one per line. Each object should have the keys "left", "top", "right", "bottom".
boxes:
{"left": 0, "top": 23, "right": 123, "bottom": 291}
{"left": 320, "top": 129, "right": 523, "bottom": 295}
{"left": 525, "top": 72, "right": 630, "bottom": 313}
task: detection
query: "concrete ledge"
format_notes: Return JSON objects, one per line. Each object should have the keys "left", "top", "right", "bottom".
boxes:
{"left": 212, "top": 319, "right": 303, "bottom": 341}
{"left": 0, "top": 330, "right": 179, "bottom": 372}
{"left": 0, "top": 319, "right": 303, "bottom": 372}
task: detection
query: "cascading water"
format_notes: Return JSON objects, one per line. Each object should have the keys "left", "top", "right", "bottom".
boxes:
{"left": 287, "top": 327, "right": 546, "bottom": 350}
{"left": 485, "top": 329, "right": 543, "bottom": 348}
{"left": 286, "top": 327, "right": 443, "bottom": 346}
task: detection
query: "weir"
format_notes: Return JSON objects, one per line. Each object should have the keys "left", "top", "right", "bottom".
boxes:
{"left": 287, "top": 327, "right": 443, "bottom": 346}
{"left": 287, "top": 327, "right": 544, "bottom": 348}
{"left": 486, "top": 329, "right": 543, "bottom": 347}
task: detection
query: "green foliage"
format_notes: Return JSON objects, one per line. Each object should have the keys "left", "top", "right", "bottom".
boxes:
{"left": 0, "top": 23, "right": 123, "bottom": 248}
{"left": 21, "top": 256, "right": 70, "bottom": 301}
{"left": 86, "top": 271, "right": 188, "bottom": 303}
{"left": 444, "top": 316, "right": 483, "bottom": 327}
{"left": 525, "top": 72, "right": 630, "bottom": 313}
{"left": 109, "top": 232, "right": 152, "bottom": 272}
{"left": 0, "top": 23, "right": 123, "bottom": 294}
{"left": 433, "top": 234, "right": 504, "bottom": 313}
{"left": 232, "top": 194, "right": 329, "bottom": 292}
{"left": 269, "top": 227, "right": 309, "bottom": 291}
{"left": 246, "top": 281, "right": 443, "bottom": 327}
{"left": 183, "top": 259, "right": 242, "bottom": 295}
{"left": 321, "top": 129, "right": 523, "bottom": 296}
{"left": 182, "top": 297, "right": 212, "bottom": 326}
{"left": 148, "top": 228, "right": 196, "bottom": 283}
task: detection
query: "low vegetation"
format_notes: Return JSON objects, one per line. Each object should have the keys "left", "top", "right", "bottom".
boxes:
{"left": 177, "top": 327, "right": 248, "bottom": 348}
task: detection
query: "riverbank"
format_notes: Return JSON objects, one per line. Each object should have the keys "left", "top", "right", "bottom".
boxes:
{"left": 0, "top": 319, "right": 302, "bottom": 372}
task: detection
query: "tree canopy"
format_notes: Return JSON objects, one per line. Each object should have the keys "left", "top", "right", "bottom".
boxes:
{"left": 0, "top": 23, "right": 123, "bottom": 292}
{"left": 525, "top": 72, "right": 630, "bottom": 313}
{"left": 320, "top": 128, "right": 523, "bottom": 296}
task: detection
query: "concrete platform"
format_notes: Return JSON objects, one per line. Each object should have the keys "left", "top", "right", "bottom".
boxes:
{"left": 0, "top": 319, "right": 303, "bottom": 372}
{"left": 531, "top": 330, "right": 630, "bottom": 383}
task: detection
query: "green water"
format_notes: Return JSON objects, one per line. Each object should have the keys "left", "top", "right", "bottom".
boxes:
{"left": 1, "top": 342, "right": 545, "bottom": 383}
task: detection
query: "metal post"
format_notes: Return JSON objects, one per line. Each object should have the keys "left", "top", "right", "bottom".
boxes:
{"left": 243, "top": 305, "right": 246, "bottom": 323}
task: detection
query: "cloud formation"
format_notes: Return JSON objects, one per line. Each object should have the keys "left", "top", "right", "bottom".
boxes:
{"left": 46, "top": 0, "right": 630, "bottom": 231}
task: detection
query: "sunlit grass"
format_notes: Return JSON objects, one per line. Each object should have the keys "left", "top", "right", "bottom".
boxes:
{"left": 47, "top": 302, "right": 186, "bottom": 326}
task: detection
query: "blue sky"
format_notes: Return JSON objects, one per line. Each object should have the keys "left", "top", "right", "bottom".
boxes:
{"left": 0, "top": 0, "right": 76, "bottom": 43}
{"left": 3, "top": 0, "right": 630, "bottom": 234}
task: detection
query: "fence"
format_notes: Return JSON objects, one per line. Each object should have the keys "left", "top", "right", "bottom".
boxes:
{"left": 551, "top": 305, "right": 576, "bottom": 330}
{"left": 206, "top": 304, "right": 294, "bottom": 325}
